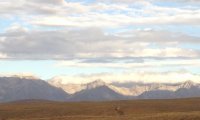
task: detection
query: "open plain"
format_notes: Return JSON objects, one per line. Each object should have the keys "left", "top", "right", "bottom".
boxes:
{"left": 0, "top": 98, "right": 200, "bottom": 120}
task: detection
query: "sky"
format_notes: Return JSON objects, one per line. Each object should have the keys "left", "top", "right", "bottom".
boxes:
{"left": 0, "top": 0, "right": 200, "bottom": 84}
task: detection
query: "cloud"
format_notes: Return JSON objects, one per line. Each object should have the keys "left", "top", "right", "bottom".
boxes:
{"left": 0, "top": 72, "right": 39, "bottom": 79}
{"left": 0, "top": 25, "right": 199, "bottom": 60}
{"left": 29, "top": 0, "right": 65, "bottom": 5}
{"left": 56, "top": 59, "right": 200, "bottom": 69}
{"left": 51, "top": 71, "right": 200, "bottom": 84}
{"left": 0, "top": 0, "right": 199, "bottom": 83}
{"left": 0, "top": 0, "right": 200, "bottom": 28}
{"left": 0, "top": 0, "right": 90, "bottom": 17}
{"left": 156, "top": 0, "right": 200, "bottom": 4}
{"left": 97, "top": 0, "right": 200, "bottom": 4}
{"left": 0, "top": 53, "right": 7, "bottom": 59}
{"left": 119, "top": 30, "right": 200, "bottom": 44}
{"left": 28, "top": 4, "right": 200, "bottom": 27}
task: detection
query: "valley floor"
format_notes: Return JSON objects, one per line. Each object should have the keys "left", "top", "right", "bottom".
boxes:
{"left": 0, "top": 98, "right": 200, "bottom": 120}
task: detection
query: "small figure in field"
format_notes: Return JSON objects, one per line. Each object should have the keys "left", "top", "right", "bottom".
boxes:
{"left": 114, "top": 106, "right": 124, "bottom": 116}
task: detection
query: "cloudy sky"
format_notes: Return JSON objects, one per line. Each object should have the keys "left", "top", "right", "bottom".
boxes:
{"left": 0, "top": 0, "right": 200, "bottom": 83}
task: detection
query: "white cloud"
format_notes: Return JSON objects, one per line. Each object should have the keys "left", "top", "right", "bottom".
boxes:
{"left": 0, "top": 25, "right": 199, "bottom": 60}
{"left": 0, "top": 53, "right": 8, "bottom": 59}
{"left": 0, "top": 72, "right": 39, "bottom": 79}
{"left": 56, "top": 59, "right": 200, "bottom": 69}
{"left": 28, "top": 5, "right": 200, "bottom": 27}
{"left": 97, "top": 0, "right": 200, "bottom": 4}
{"left": 1, "top": 0, "right": 200, "bottom": 28}
{"left": 51, "top": 71, "right": 200, "bottom": 84}
{"left": 0, "top": 0, "right": 199, "bottom": 83}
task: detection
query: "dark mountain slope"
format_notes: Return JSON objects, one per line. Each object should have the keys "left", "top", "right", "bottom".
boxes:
{"left": 0, "top": 77, "right": 68, "bottom": 102}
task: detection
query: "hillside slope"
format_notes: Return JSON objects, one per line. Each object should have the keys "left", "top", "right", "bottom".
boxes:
{"left": 0, "top": 77, "right": 68, "bottom": 102}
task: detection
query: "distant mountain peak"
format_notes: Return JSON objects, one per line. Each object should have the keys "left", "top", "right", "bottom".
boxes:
{"left": 180, "top": 80, "right": 195, "bottom": 88}
{"left": 86, "top": 79, "right": 107, "bottom": 89}
{"left": 184, "top": 80, "right": 194, "bottom": 84}
{"left": 89, "top": 79, "right": 106, "bottom": 84}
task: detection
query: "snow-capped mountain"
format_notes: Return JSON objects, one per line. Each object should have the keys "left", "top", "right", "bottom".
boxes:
{"left": 49, "top": 79, "right": 127, "bottom": 101}
{"left": 85, "top": 79, "right": 106, "bottom": 89}
{"left": 179, "top": 80, "right": 196, "bottom": 89}
{"left": 48, "top": 79, "right": 107, "bottom": 94}
{"left": 48, "top": 79, "right": 84, "bottom": 94}
{"left": 49, "top": 78, "right": 200, "bottom": 100}
{"left": 109, "top": 80, "right": 200, "bottom": 96}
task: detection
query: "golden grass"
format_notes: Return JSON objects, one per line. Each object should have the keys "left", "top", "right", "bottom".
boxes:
{"left": 0, "top": 98, "right": 200, "bottom": 120}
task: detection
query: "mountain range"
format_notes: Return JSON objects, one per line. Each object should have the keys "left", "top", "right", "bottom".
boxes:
{"left": 0, "top": 76, "right": 200, "bottom": 102}
{"left": 48, "top": 78, "right": 200, "bottom": 100}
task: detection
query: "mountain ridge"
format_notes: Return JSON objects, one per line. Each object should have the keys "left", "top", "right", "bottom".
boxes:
{"left": 49, "top": 79, "right": 200, "bottom": 96}
{"left": 0, "top": 76, "right": 200, "bottom": 102}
